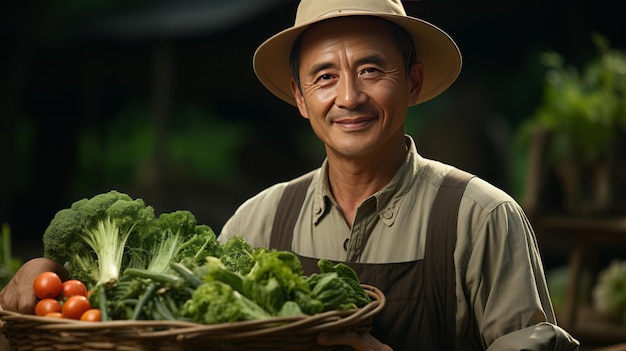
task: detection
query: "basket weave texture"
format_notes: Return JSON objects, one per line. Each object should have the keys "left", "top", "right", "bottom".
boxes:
{"left": 0, "top": 284, "right": 384, "bottom": 351}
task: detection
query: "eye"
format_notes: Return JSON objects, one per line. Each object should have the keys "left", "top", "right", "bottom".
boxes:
{"left": 315, "top": 73, "right": 334, "bottom": 83}
{"left": 360, "top": 67, "right": 380, "bottom": 76}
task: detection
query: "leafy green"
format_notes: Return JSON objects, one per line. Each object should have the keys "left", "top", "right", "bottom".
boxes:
{"left": 182, "top": 281, "right": 270, "bottom": 324}
{"left": 189, "top": 249, "right": 369, "bottom": 322}
{"left": 308, "top": 272, "right": 353, "bottom": 310}
{"left": 317, "top": 259, "right": 371, "bottom": 308}
{"left": 243, "top": 248, "right": 311, "bottom": 315}
{"left": 199, "top": 256, "right": 245, "bottom": 294}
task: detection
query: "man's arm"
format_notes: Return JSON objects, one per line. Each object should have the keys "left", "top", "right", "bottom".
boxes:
{"left": 464, "top": 200, "right": 579, "bottom": 349}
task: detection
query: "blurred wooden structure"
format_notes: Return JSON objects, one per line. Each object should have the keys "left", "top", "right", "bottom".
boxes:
{"left": 540, "top": 216, "right": 626, "bottom": 343}
{"left": 588, "top": 343, "right": 626, "bottom": 351}
{"left": 523, "top": 130, "right": 626, "bottom": 346}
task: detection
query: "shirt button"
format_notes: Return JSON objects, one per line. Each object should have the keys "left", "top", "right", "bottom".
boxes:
{"left": 314, "top": 206, "right": 322, "bottom": 215}
{"left": 383, "top": 210, "right": 393, "bottom": 219}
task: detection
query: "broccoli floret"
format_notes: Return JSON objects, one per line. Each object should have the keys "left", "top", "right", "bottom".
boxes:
{"left": 219, "top": 235, "right": 255, "bottom": 275}
{"left": 139, "top": 210, "right": 221, "bottom": 274}
{"left": 43, "top": 190, "right": 156, "bottom": 289}
{"left": 179, "top": 224, "right": 221, "bottom": 269}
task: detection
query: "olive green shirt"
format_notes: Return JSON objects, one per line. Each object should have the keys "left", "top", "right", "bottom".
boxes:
{"left": 219, "top": 136, "right": 579, "bottom": 350}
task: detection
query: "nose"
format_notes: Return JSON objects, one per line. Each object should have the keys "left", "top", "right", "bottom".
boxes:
{"left": 335, "top": 74, "right": 366, "bottom": 109}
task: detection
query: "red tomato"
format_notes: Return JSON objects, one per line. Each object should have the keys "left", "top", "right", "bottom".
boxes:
{"left": 80, "top": 308, "right": 102, "bottom": 322}
{"left": 61, "top": 279, "right": 88, "bottom": 298}
{"left": 35, "top": 298, "right": 61, "bottom": 316}
{"left": 33, "top": 272, "right": 63, "bottom": 300}
{"left": 62, "top": 295, "right": 91, "bottom": 320}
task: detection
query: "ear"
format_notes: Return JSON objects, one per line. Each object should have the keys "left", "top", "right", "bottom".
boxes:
{"left": 407, "top": 62, "right": 424, "bottom": 107}
{"left": 290, "top": 78, "right": 309, "bottom": 119}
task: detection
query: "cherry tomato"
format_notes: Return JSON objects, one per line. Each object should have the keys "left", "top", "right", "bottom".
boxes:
{"left": 44, "top": 312, "right": 64, "bottom": 318}
{"left": 80, "top": 308, "right": 102, "bottom": 322}
{"left": 61, "top": 279, "right": 88, "bottom": 298}
{"left": 61, "top": 295, "right": 91, "bottom": 320}
{"left": 35, "top": 298, "right": 61, "bottom": 316}
{"left": 33, "top": 272, "right": 63, "bottom": 299}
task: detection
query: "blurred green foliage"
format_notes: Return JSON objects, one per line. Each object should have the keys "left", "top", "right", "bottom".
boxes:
{"left": 0, "top": 224, "right": 23, "bottom": 288}
{"left": 546, "top": 265, "right": 590, "bottom": 316}
{"left": 74, "top": 103, "right": 249, "bottom": 193}
{"left": 517, "top": 33, "right": 626, "bottom": 166}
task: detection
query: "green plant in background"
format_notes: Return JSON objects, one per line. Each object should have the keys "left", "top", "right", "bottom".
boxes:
{"left": 517, "top": 33, "right": 626, "bottom": 166}
{"left": 515, "top": 33, "right": 626, "bottom": 214}
{"left": 546, "top": 265, "right": 590, "bottom": 317}
{"left": 74, "top": 103, "right": 249, "bottom": 193}
{"left": 166, "top": 104, "right": 249, "bottom": 182}
{"left": 0, "top": 223, "right": 23, "bottom": 289}
{"left": 592, "top": 260, "right": 626, "bottom": 324}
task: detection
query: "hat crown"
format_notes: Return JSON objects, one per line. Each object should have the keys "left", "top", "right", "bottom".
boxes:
{"left": 295, "top": 0, "right": 407, "bottom": 26}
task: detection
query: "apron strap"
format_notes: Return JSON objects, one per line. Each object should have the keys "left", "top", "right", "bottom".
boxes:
{"left": 424, "top": 168, "right": 475, "bottom": 351}
{"left": 269, "top": 170, "right": 315, "bottom": 251}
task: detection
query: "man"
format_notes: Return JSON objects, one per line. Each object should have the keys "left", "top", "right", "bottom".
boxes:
{"left": 218, "top": 0, "right": 580, "bottom": 350}
{"left": 1, "top": 0, "right": 579, "bottom": 350}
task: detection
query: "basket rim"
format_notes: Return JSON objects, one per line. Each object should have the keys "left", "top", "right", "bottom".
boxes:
{"left": 0, "top": 284, "right": 385, "bottom": 340}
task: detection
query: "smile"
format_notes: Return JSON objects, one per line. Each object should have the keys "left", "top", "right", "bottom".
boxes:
{"left": 332, "top": 116, "right": 378, "bottom": 130}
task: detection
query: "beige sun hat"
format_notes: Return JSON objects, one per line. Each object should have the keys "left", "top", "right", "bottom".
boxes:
{"left": 253, "top": 0, "right": 462, "bottom": 106}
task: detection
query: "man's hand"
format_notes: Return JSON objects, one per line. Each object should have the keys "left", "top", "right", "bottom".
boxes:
{"left": 317, "top": 331, "right": 393, "bottom": 351}
{"left": 0, "top": 258, "right": 69, "bottom": 314}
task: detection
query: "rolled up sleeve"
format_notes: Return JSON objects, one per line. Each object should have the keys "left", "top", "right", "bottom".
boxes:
{"left": 487, "top": 322, "right": 580, "bottom": 350}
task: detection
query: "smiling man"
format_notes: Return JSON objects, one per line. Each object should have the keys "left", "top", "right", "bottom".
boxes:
{"left": 219, "top": 0, "right": 580, "bottom": 350}
{"left": 0, "top": 0, "right": 580, "bottom": 350}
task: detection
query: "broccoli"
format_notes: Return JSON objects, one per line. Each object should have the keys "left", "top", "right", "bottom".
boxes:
{"left": 137, "top": 210, "right": 222, "bottom": 274}
{"left": 43, "top": 190, "right": 156, "bottom": 289}
{"left": 219, "top": 235, "right": 255, "bottom": 275}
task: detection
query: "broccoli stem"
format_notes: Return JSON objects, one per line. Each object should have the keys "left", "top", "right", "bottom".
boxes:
{"left": 146, "top": 229, "right": 182, "bottom": 273}
{"left": 83, "top": 217, "right": 135, "bottom": 288}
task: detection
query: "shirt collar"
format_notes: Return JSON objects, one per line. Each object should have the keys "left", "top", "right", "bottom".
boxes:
{"left": 311, "top": 135, "right": 422, "bottom": 226}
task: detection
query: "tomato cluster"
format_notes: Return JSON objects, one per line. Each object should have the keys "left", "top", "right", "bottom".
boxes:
{"left": 33, "top": 271, "right": 101, "bottom": 322}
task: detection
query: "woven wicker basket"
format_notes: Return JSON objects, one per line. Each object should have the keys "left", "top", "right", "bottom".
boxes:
{"left": 0, "top": 284, "right": 384, "bottom": 351}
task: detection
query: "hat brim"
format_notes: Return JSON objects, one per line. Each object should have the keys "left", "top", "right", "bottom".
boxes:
{"left": 253, "top": 12, "right": 462, "bottom": 106}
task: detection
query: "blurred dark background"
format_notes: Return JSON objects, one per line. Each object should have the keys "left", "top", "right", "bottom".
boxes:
{"left": 1, "top": 0, "right": 624, "bottom": 264}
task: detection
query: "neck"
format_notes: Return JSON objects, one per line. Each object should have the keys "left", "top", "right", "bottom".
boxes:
{"left": 326, "top": 135, "right": 408, "bottom": 226}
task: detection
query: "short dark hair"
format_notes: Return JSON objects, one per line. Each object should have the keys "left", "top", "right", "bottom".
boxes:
{"left": 289, "top": 17, "right": 417, "bottom": 91}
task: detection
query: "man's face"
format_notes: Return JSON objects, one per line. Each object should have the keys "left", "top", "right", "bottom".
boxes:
{"left": 291, "top": 17, "right": 423, "bottom": 159}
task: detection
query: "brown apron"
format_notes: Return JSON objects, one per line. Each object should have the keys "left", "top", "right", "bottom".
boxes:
{"left": 270, "top": 169, "right": 474, "bottom": 351}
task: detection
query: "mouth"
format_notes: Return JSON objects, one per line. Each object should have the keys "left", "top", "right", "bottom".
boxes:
{"left": 331, "top": 116, "right": 378, "bottom": 131}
